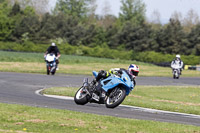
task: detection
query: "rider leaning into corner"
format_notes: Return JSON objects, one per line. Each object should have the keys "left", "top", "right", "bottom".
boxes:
{"left": 44, "top": 42, "right": 61, "bottom": 70}
{"left": 92, "top": 64, "right": 139, "bottom": 95}
{"left": 171, "top": 54, "right": 184, "bottom": 75}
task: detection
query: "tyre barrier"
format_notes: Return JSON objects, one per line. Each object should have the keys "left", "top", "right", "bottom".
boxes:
{"left": 154, "top": 62, "right": 200, "bottom": 71}
{"left": 184, "top": 65, "right": 200, "bottom": 71}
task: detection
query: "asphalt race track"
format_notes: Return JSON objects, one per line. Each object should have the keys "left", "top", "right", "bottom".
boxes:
{"left": 0, "top": 72, "right": 200, "bottom": 126}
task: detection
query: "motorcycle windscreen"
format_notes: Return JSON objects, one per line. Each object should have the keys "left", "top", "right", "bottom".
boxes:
{"left": 92, "top": 71, "right": 98, "bottom": 78}
{"left": 46, "top": 54, "right": 56, "bottom": 62}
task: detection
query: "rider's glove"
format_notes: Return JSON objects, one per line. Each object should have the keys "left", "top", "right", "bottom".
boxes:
{"left": 44, "top": 55, "right": 46, "bottom": 61}
{"left": 91, "top": 79, "right": 97, "bottom": 85}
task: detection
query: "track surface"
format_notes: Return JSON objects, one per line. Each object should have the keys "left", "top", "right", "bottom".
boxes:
{"left": 0, "top": 72, "right": 200, "bottom": 126}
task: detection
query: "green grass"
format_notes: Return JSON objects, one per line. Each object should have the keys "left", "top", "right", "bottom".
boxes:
{"left": 43, "top": 86, "right": 200, "bottom": 115}
{"left": 0, "top": 103, "right": 200, "bottom": 133}
{"left": 0, "top": 51, "right": 145, "bottom": 64}
{"left": 0, "top": 51, "right": 200, "bottom": 77}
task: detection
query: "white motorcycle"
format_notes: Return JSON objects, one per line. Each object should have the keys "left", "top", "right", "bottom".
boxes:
{"left": 171, "top": 64, "right": 181, "bottom": 79}
{"left": 45, "top": 53, "right": 57, "bottom": 75}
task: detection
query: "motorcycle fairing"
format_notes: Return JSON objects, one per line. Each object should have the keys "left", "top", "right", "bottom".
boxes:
{"left": 93, "top": 71, "right": 134, "bottom": 95}
{"left": 46, "top": 54, "right": 56, "bottom": 62}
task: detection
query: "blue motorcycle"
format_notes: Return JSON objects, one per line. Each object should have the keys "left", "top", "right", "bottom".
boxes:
{"left": 74, "top": 70, "right": 134, "bottom": 108}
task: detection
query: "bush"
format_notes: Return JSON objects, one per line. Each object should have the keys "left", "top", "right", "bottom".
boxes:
{"left": 0, "top": 41, "right": 199, "bottom": 65}
{"left": 133, "top": 51, "right": 200, "bottom": 65}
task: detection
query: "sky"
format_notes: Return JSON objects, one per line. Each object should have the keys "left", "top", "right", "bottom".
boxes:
{"left": 50, "top": 0, "right": 200, "bottom": 24}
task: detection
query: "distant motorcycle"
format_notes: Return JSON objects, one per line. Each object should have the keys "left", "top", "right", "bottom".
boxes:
{"left": 45, "top": 53, "right": 57, "bottom": 75}
{"left": 74, "top": 71, "right": 135, "bottom": 108}
{"left": 171, "top": 64, "right": 181, "bottom": 79}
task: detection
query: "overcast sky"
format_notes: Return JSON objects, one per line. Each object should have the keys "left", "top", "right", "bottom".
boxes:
{"left": 50, "top": 0, "right": 200, "bottom": 24}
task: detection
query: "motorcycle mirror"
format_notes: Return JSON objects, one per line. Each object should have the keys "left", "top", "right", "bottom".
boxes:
{"left": 83, "top": 78, "right": 89, "bottom": 87}
{"left": 83, "top": 78, "right": 88, "bottom": 83}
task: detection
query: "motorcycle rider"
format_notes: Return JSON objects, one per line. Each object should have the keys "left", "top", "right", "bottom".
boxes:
{"left": 93, "top": 64, "right": 139, "bottom": 95}
{"left": 171, "top": 54, "right": 184, "bottom": 75}
{"left": 44, "top": 42, "right": 61, "bottom": 70}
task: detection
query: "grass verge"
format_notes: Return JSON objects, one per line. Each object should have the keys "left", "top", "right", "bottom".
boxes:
{"left": 0, "top": 51, "right": 200, "bottom": 77}
{"left": 0, "top": 103, "right": 200, "bottom": 133}
{"left": 42, "top": 86, "right": 200, "bottom": 115}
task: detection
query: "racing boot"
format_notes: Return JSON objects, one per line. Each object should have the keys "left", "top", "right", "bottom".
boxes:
{"left": 95, "top": 83, "right": 102, "bottom": 95}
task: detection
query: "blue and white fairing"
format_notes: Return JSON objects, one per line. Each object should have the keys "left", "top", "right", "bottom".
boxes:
{"left": 92, "top": 71, "right": 134, "bottom": 95}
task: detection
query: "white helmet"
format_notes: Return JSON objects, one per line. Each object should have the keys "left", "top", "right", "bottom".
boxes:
{"left": 51, "top": 42, "right": 56, "bottom": 46}
{"left": 128, "top": 64, "right": 139, "bottom": 76}
{"left": 176, "top": 54, "right": 180, "bottom": 58}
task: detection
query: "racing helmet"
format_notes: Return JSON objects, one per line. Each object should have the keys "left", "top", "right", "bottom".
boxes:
{"left": 51, "top": 42, "right": 56, "bottom": 46}
{"left": 176, "top": 54, "right": 180, "bottom": 59}
{"left": 128, "top": 64, "right": 139, "bottom": 76}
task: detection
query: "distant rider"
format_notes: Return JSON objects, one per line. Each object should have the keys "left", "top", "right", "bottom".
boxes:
{"left": 93, "top": 64, "right": 139, "bottom": 95}
{"left": 171, "top": 54, "right": 183, "bottom": 75}
{"left": 44, "top": 42, "right": 61, "bottom": 70}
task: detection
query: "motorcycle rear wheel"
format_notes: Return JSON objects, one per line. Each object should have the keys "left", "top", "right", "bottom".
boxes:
{"left": 105, "top": 87, "right": 126, "bottom": 108}
{"left": 74, "top": 87, "right": 89, "bottom": 105}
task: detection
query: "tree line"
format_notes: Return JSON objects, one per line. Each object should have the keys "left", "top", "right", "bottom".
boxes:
{"left": 1, "top": 0, "right": 200, "bottom": 56}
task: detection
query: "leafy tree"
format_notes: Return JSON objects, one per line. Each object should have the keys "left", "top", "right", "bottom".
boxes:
{"left": 119, "top": 0, "right": 146, "bottom": 25}
{"left": 187, "top": 24, "right": 200, "bottom": 55}
{"left": 0, "top": 1, "right": 14, "bottom": 41}
{"left": 9, "top": 0, "right": 49, "bottom": 15}
{"left": 195, "top": 44, "right": 200, "bottom": 55}
{"left": 0, "top": 0, "right": 6, "bottom": 3}
{"left": 10, "top": 2, "right": 21, "bottom": 16}
{"left": 38, "top": 13, "right": 98, "bottom": 46}
{"left": 114, "top": 21, "right": 154, "bottom": 51}
{"left": 89, "top": 26, "right": 107, "bottom": 46}
{"left": 38, "top": 13, "right": 62, "bottom": 42}
{"left": 156, "top": 18, "right": 187, "bottom": 54}
{"left": 13, "top": 15, "right": 40, "bottom": 42}
{"left": 105, "top": 24, "right": 119, "bottom": 48}
{"left": 55, "top": 0, "right": 92, "bottom": 18}
{"left": 11, "top": 5, "right": 39, "bottom": 42}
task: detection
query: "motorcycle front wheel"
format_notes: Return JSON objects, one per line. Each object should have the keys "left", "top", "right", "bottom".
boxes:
{"left": 47, "top": 66, "right": 50, "bottom": 75}
{"left": 51, "top": 70, "right": 56, "bottom": 75}
{"left": 74, "top": 87, "right": 89, "bottom": 105}
{"left": 51, "top": 66, "right": 56, "bottom": 75}
{"left": 173, "top": 72, "right": 179, "bottom": 79}
{"left": 105, "top": 87, "right": 126, "bottom": 108}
